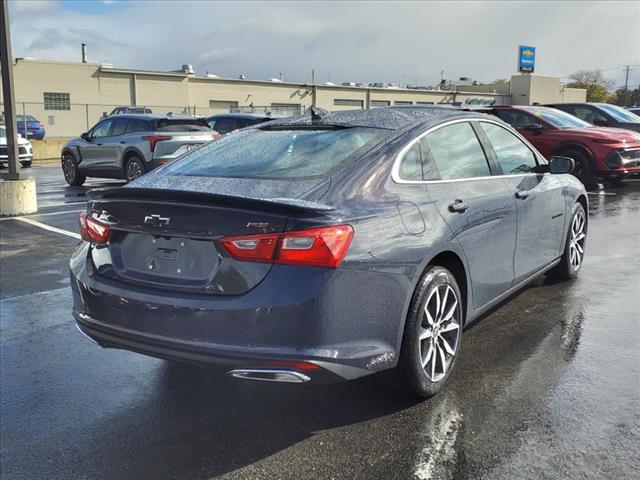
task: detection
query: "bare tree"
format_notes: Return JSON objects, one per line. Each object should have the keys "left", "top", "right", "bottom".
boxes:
{"left": 567, "top": 70, "right": 614, "bottom": 102}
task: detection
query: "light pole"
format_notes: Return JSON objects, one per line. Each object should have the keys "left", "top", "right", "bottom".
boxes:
{"left": 0, "top": 0, "right": 19, "bottom": 180}
{"left": 0, "top": 0, "right": 37, "bottom": 216}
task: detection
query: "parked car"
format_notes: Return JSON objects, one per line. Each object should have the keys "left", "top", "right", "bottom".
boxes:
{"left": 16, "top": 114, "right": 45, "bottom": 140}
{"left": 481, "top": 105, "right": 640, "bottom": 187}
{"left": 61, "top": 114, "right": 219, "bottom": 185}
{"left": 71, "top": 107, "right": 588, "bottom": 398}
{"left": 545, "top": 103, "right": 640, "bottom": 133}
{"left": 627, "top": 107, "right": 640, "bottom": 116}
{"left": 0, "top": 126, "right": 34, "bottom": 167}
{"left": 108, "top": 106, "right": 153, "bottom": 116}
{"left": 206, "top": 113, "right": 273, "bottom": 135}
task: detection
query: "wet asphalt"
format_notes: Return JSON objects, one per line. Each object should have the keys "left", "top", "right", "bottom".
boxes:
{"left": 1, "top": 165, "right": 639, "bottom": 480}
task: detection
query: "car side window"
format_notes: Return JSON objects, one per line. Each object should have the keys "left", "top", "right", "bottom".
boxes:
{"left": 495, "top": 110, "right": 541, "bottom": 129}
{"left": 398, "top": 143, "right": 422, "bottom": 181}
{"left": 207, "top": 118, "right": 217, "bottom": 130}
{"left": 215, "top": 118, "right": 234, "bottom": 134}
{"left": 126, "top": 118, "right": 151, "bottom": 133}
{"left": 110, "top": 118, "right": 128, "bottom": 136}
{"left": 91, "top": 119, "right": 114, "bottom": 139}
{"left": 573, "top": 106, "right": 607, "bottom": 124}
{"left": 421, "top": 122, "right": 492, "bottom": 180}
{"left": 480, "top": 122, "right": 538, "bottom": 174}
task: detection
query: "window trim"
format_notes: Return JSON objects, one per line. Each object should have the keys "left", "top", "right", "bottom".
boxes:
{"left": 391, "top": 118, "right": 547, "bottom": 185}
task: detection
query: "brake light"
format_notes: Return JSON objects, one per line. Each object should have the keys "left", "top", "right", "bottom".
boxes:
{"left": 79, "top": 212, "right": 111, "bottom": 244}
{"left": 39, "top": 122, "right": 44, "bottom": 128}
{"left": 220, "top": 225, "right": 354, "bottom": 268}
{"left": 142, "top": 135, "right": 171, "bottom": 152}
{"left": 220, "top": 234, "right": 279, "bottom": 262}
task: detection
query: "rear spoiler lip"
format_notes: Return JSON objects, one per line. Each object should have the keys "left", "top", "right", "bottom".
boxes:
{"left": 86, "top": 187, "right": 335, "bottom": 213}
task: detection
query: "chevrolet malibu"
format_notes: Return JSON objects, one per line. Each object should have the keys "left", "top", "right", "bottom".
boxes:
{"left": 71, "top": 107, "right": 588, "bottom": 398}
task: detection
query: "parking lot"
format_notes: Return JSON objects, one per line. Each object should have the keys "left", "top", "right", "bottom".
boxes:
{"left": 1, "top": 164, "right": 639, "bottom": 480}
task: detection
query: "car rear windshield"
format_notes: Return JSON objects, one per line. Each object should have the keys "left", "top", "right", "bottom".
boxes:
{"left": 155, "top": 119, "right": 211, "bottom": 132}
{"left": 598, "top": 104, "right": 640, "bottom": 123}
{"left": 16, "top": 115, "right": 38, "bottom": 122}
{"left": 162, "top": 127, "right": 386, "bottom": 179}
{"left": 529, "top": 108, "right": 591, "bottom": 129}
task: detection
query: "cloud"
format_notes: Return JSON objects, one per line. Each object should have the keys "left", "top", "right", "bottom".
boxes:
{"left": 9, "top": 0, "right": 60, "bottom": 17}
{"left": 8, "top": 1, "right": 640, "bottom": 88}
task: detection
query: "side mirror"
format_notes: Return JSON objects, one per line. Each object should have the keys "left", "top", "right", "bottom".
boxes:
{"left": 593, "top": 118, "right": 609, "bottom": 127}
{"left": 523, "top": 123, "right": 544, "bottom": 133}
{"left": 80, "top": 132, "right": 90, "bottom": 141}
{"left": 549, "top": 156, "right": 574, "bottom": 174}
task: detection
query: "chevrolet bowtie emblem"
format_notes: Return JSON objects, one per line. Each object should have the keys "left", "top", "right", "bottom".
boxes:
{"left": 144, "top": 214, "right": 171, "bottom": 227}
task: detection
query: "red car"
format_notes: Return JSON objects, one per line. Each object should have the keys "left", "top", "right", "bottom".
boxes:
{"left": 482, "top": 105, "right": 640, "bottom": 187}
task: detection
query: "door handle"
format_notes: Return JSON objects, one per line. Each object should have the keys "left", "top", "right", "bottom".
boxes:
{"left": 515, "top": 190, "right": 530, "bottom": 200}
{"left": 119, "top": 141, "right": 127, "bottom": 144}
{"left": 96, "top": 143, "right": 103, "bottom": 146}
{"left": 448, "top": 199, "right": 469, "bottom": 213}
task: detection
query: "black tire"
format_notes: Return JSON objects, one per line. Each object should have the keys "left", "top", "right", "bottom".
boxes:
{"left": 20, "top": 161, "right": 32, "bottom": 168}
{"left": 61, "top": 152, "right": 86, "bottom": 186}
{"left": 378, "top": 266, "right": 464, "bottom": 398}
{"left": 124, "top": 155, "right": 146, "bottom": 182}
{"left": 562, "top": 149, "right": 596, "bottom": 190}
{"left": 547, "top": 202, "right": 587, "bottom": 281}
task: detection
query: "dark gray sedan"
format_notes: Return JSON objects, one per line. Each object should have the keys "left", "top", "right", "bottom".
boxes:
{"left": 71, "top": 107, "right": 588, "bottom": 398}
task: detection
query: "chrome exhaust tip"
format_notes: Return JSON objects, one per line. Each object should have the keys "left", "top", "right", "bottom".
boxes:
{"left": 227, "top": 368, "right": 311, "bottom": 383}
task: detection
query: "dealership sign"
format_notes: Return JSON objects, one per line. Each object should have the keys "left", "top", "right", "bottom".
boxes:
{"left": 464, "top": 98, "right": 496, "bottom": 106}
{"left": 518, "top": 45, "right": 536, "bottom": 73}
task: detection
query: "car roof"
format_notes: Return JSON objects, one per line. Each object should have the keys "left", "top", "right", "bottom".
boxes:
{"left": 207, "top": 113, "right": 272, "bottom": 120}
{"left": 263, "top": 105, "right": 482, "bottom": 131}
{"left": 106, "top": 114, "right": 200, "bottom": 121}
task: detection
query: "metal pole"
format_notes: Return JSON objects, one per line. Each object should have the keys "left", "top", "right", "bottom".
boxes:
{"left": 623, "top": 66, "right": 630, "bottom": 107}
{"left": 0, "top": 0, "right": 19, "bottom": 180}
{"left": 85, "top": 103, "right": 89, "bottom": 131}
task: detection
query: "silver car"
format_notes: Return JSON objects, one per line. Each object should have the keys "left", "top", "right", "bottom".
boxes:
{"left": 61, "top": 114, "right": 219, "bottom": 185}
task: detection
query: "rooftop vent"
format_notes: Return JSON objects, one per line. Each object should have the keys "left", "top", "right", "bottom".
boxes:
{"left": 181, "top": 64, "right": 194, "bottom": 75}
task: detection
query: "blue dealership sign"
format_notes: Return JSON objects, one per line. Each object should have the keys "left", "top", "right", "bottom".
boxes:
{"left": 518, "top": 45, "right": 536, "bottom": 73}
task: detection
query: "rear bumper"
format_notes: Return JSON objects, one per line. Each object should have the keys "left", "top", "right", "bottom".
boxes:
{"left": 70, "top": 242, "right": 412, "bottom": 382}
{"left": 0, "top": 153, "right": 33, "bottom": 163}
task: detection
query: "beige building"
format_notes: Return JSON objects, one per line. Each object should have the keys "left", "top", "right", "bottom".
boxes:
{"left": 2, "top": 58, "right": 585, "bottom": 137}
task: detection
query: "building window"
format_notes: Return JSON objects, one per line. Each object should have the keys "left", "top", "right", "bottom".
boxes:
{"left": 209, "top": 100, "right": 238, "bottom": 112}
{"left": 333, "top": 99, "right": 364, "bottom": 108}
{"left": 395, "top": 101, "right": 413, "bottom": 105}
{"left": 43, "top": 92, "right": 70, "bottom": 110}
{"left": 270, "top": 103, "right": 302, "bottom": 115}
{"left": 370, "top": 100, "right": 390, "bottom": 108}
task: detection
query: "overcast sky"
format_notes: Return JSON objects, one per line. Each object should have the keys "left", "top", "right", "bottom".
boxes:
{"left": 9, "top": 0, "right": 640, "bottom": 89}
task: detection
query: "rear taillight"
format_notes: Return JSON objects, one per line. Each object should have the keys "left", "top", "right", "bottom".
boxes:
{"left": 79, "top": 212, "right": 111, "bottom": 244}
{"left": 220, "top": 225, "right": 354, "bottom": 269}
{"left": 39, "top": 122, "right": 44, "bottom": 128}
{"left": 142, "top": 135, "right": 172, "bottom": 152}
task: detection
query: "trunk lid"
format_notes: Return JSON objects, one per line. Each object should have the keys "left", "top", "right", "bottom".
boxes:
{"left": 86, "top": 186, "right": 332, "bottom": 295}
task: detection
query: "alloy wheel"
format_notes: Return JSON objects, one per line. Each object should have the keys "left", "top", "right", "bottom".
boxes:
{"left": 62, "top": 156, "right": 76, "bottom": 183}
{"left": 569, "top": 210, "right": 586, "bottom": 270}
{"left": 126, "top": 160, "right": 144, "bottom": 181}
{"left": 419, "top": 284, "right": 461, "bottom": 382}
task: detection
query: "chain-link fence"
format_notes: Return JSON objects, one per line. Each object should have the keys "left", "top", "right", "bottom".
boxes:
{"left": 0, "top": 102, "right": 305, "bottom": 139}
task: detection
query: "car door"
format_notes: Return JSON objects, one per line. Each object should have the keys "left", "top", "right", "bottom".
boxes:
{"left": 476, "top": 120, "right": 566, "bottom": 282}
{"left": 419, "top": 121, "right": 518, "bottom": 310}
{"left": 79, "top": 118, "right": 115, "bottom": 171}
{"left": 107, "top": 117, "right": 129, "bottom": 168}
